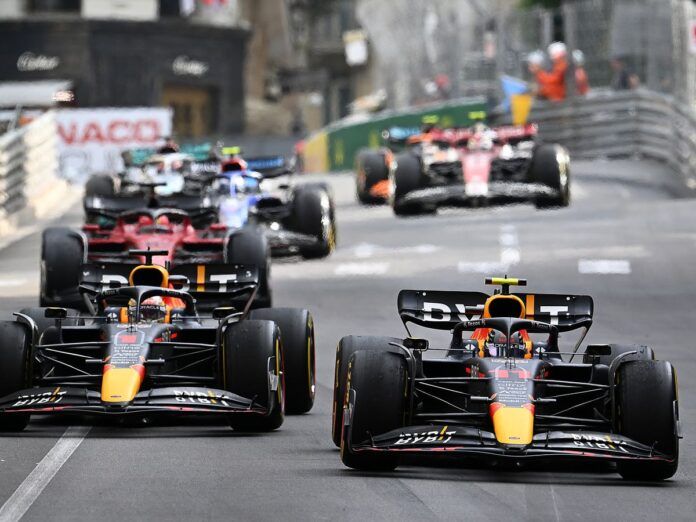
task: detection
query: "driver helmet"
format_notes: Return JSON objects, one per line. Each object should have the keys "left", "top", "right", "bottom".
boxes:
{"left": 129, "top": 296, "right": 167, "bottom": 323}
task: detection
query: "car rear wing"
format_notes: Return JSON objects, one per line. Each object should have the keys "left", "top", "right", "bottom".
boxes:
{"left": 397, "top": 289, "right": 593, "bottom": 332}
{"left": 80, "top": 262, "right": 259, "bottom": 309}
{"left": 244, "top": 155, "right": 292, "bottom": 178}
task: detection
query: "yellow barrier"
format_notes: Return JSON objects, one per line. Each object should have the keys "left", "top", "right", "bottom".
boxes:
{"left": 302, "top": 130, "right": 328, "bottom": 173}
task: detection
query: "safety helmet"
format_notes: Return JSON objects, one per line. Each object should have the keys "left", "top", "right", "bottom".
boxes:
{"left": 129, "top": 296, "right": 167, "bottom": 323}
{"left": 547, "top": 42, "right": 567, "bottom": 60}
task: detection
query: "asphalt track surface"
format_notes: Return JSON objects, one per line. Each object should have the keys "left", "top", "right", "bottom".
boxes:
{"left": 0, "top": 160, "right": 694, "bottom": 521}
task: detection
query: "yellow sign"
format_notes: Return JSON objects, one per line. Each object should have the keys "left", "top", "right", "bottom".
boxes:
{"left": 511, "top": 94, "right": 533, "bottom": 126}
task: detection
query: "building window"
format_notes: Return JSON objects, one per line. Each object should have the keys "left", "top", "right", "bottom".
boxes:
{"left": 29, "top": 0, "right": 81, "bottom": 13}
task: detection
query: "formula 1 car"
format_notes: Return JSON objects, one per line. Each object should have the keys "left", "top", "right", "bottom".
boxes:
{"left": 85, "top": 142, "right": 220, "bottom": 199}
{"left": 40, "top": 209, "right": 272, "bottom": 311}
{"left": 333, "top": 277, "right": 680, "bottom": 480}
{"left": 356, "top": 124, "right": 570, "bottom": 215}
{"left": 0, "top": 256, "right": 316, "bottom": 432}
{"left": 214, "top": 151, "right": 336, "bottom": 259}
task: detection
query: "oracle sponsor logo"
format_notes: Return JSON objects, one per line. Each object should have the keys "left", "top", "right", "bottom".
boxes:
{"left": 172, "top": 55, "right": 208, "bottom": 76}
{"left": 58, "top": 119, "right": 162, "bottom": 145}
{"left": 17, "top": 52, "right": 60, "bottom": 72}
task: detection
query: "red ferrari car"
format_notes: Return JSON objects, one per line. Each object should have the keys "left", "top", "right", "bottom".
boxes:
{"left": 40, "top": 208, "right": 272, "bottom": 311}
{"left": 356, "top": 123, "right": 570, "bottom": 215}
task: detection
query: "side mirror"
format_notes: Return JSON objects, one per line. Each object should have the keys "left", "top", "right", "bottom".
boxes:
{"left": 403, "top": 337, "right": 429, "bottom": 351}
{"left": 212, "top": 307, "right": 237, "bottom": 320}
{"left": 584, "top": 344, "right": 612, "bottom": 364}
{"left": 44, "top": 307, "right": 68, "bottom": 319}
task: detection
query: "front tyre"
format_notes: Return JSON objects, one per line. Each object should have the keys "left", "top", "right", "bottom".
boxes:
{"left": 291, "top": 186, "right": 336, "bottom": 259}
{"left": 340, "top": 350, "right": 408, "bottom": 471}
{"left": 530, "top": 144, "right": 570, "bottom": 208}
{"left": 226, "top": 227, "right": 272, "bottom": 308}
{"left": 249, "top": 308, "right": 315, "bottom": 414}
{"left": 355, "top": 149, "right": 389, "bottom": 204}
{"left": 616, "top": 360, "right": 679, "bottom": 480}
{"left": 391, "top": 153, "right": 431, "bottom": 216}
{"left": 331, "top": 335, "right": 403, "bottom": 446}
{"left": 40, "top": 228, "right": 86, "bottom": 310}
{"left": 223, "top": 319, "right": 284, "bottom": 431}
{"left": 0, "top": 321, "right": 33, "bottom": 432}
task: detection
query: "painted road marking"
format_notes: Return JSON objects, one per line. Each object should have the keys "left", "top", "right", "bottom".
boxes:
{"left": 578, "top": 259, "right": 631, "bottom": 274}
{"left": 459, "top": 224, "right": 520, "bottom": 273}
{"left": 352, "top": 243, "right": 440, "bottom": 259}
{"left": 0, "top": 279, "right": 27, "bottom": 288}
{"left": 334, "top": 262, "right": 390, "bottom": 276}
{"left": 0, "top": 426, "right": 91, "bottom": 522}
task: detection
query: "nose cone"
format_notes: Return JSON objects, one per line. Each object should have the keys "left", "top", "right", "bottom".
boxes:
{"left": 490, "top": 403, "right": 534, "bottom": 445}
{"left": 101, "top": 365, "right": 144, "bottom": 403}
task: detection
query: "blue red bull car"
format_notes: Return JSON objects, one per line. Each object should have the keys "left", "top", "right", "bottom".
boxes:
{"left": 0, "top": 256, "right": 316, "bottom": 431}
{"left": 333, "top": 277, "right": 680, "bottom": 480}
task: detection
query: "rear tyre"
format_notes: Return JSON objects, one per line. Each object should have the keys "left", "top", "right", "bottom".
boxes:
{"left": 391, "top": 153, "right": 431, "bottom": 216}
{"left": 332, "top": 335, "right": 403, "bottom": 446}
{"left": 290, "top": 186, "right": 336, "bottom": 259}
{"left": 530, "top": 144, "right": 570, "bottom": 208}
{"left": 226, "top": 227, "right": 272, "bottom": 308}
{"left": 340, "top": 350, "right": 407, "bottom": 471}
{"left": 85, "top": 174, "right": 115, "bottom": 197}
{"left": 249, "top": 308, "right": 315, "bottom": 414}
{"left": 616, "top": 360, "right": 679, "bottom": 480}
{"left": 224, "top": 319, "right": 284, "bottom": 431}
{"left": 40, "top": 228, "right": 86, "bottom": 310}
{"left": 355, "top": 150, "right": 389, "bottom": 204}
{"left": 0, "top": 321, "right": 33, "bottom": 431}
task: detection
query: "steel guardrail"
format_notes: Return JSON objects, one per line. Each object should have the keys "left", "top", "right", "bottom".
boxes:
{"left": 494, "top": 89, "right": 696, "bottom": 191}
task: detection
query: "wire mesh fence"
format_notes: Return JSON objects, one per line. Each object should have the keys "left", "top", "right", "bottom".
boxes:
{"left": 355, "top": 0, "right": 692, "bottom": 110}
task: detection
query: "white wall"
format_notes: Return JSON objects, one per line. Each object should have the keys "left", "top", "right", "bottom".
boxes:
{"left": 82, "top": 0, "right": 158, "bottom": 21}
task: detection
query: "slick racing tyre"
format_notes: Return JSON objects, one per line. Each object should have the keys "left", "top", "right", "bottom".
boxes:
{"left": 340, "top": 350, "right": 407, "bottom": 471}
{"left": 226, "top": 227, "right": 272, "bottom": 308}
{"left": 391, "top": 152, "right": 432, "bottom": 216}
{"left": 85, "top": 174, "right": 116, "bottom": 198}
{"left": 356, "top": 149, "right": 389, "bottom": 205}
{"left": 616, "top": 360, "right": 679, "bottom": 481}
{"left": 0, "top": 321, "right": 33, "bottom": 432}
{"left": 530, "top": 144, "right": 570, "bottom": 208}
{"left": 40, "top": 228, "right": 87, "bottom": 310}
{"left": 249, "top": 308, "right": 316, "bottom": 414}
{"left": 290, "top": 186, "right": 336, "bottom": 259}
{"left": 224, "top": 319, "right": 284, "bottom": 431}
{"left": 332, "top": 335, "right": 403, "bottom": 446}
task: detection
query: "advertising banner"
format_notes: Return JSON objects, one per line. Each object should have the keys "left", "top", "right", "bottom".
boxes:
{"left": 56, "top": 107, "right": 172, "bottom": 181}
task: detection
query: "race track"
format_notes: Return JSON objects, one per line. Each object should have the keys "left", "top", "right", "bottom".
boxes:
{"left": 0, "top": 160, "right": 694, "bottom": 521}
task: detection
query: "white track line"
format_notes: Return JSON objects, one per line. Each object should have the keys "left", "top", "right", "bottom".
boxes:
{"left": 0, "top": 426, "right": 91, "bottom": 522}
{"left": 334, "top": 262, "right": 390, "bottom": 276}
{"left": 578, "top": 259, "right": 631, "bottom": 274}
{"left": 0, "top": 279, "right": 27, "bottom": 288}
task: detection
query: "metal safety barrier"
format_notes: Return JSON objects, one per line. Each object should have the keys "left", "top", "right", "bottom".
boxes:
{"left": 495, "top": 89, "right": 696, "bottom": 191}
{"left": 0, "top": 111, "right": 72, "bottom": 235}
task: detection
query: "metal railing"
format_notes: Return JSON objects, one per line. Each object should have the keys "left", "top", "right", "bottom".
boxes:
{"left": 495, "top": 89, "right": 696, "bottom": 191}
{"left": 0, "top": 111, "right": 69, "bottom": 232}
